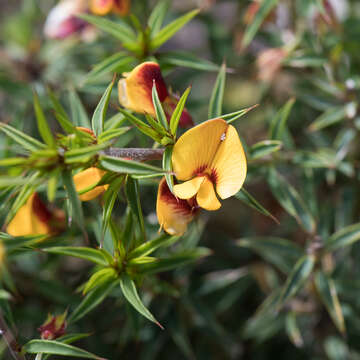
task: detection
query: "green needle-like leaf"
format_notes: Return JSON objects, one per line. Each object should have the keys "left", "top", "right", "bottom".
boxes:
{"left": 78, "top": 14, "right": 138, "bottom": 51}
{"left": 270, "top": 97, "right": 295, "bottom": 140}
{"left": 158, "top": 51, "right": 219, "bottom": 72}
{"left": 235, "top": 188, "right": 279, "bottom": 223}
{"left": 85, "top": 52, "right": 134, "bottom": 84}
{"left": 241, "top": 0, "right": 279, "bottom": 49}
{"left": 128, "top": 233, "right": 178, "bottom": 260}
{"left": 69, "top": 89, "right": 91, "bottom": 128}
{"left": 268, "top": 168, "right": 316, "bottom": 234}
{"left": 149, "top": 9, "right": 200, "bottom": 51}
{"left": 162, "top": 146, "right": 174, "bottom": 194}
{"left": 120, "top": 274, "right": 163, "bottom": 329}
{"left": 0, "top": 123, "right": 45, "bottom": 151}
{"left": 250, "top": 140, "right": 282, "bottom": 159}
{"left": 92, "top": 78, "right": 115, "bottom": 137}
{"left": 62, "top": 170, "right": 85, "bottom": 230}
{"left": 125, "top": 176, "right": 145, "bottom": 241}
{"left": 237, "top": 237, "right": 303, "bottom": 273}
{"left": 325, "top": 222, "right": 360, "bottom": 251}
{"left": 277, "top": 255, "right": 315, "bottom": 309}
{"left": 44, "top": 247, "right": 110, "bottom": 266}
{"left": 23, "top": 340, "right": 105, "bottom": 359}
{"left": 33, "top": 92, "right": 55, "bottom": 148}
{"left": 148, "top": 0, "right": 170, "bottom": 36}
{"left": 314, "top": 271, "right": 346, "bottom": 335}
{"left": 69, "top": 279, "right": 117, "bottom": 324}
{"left": 152, "top": 83, "right": 168, "bottom": 130}
{"left": 169, "top": 86, "right": 191, "bottom": 135}
{"left": 208, "top": 63, "right": 226, "bottom": 119}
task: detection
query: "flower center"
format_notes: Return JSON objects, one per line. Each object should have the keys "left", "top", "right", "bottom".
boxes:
{"left": 193, "top": 165, "right": 218, "bottom": 185}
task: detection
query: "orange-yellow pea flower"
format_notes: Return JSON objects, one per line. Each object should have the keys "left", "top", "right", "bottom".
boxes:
{"left": 172, "top": 118, "right": 247, "bottom": 211}
{"left": 90, "top": 0, "right": 130, "bottom": 16}
{"left": 118, "top": 62, "right": 193, "bottom": 128}
{"left": 6, "top": 193, "right": 65, "bottom": 237}
{"left": 73, "top": 167, "right": 108, "bottom": 201}
{"left": 156, "top": 178, "right": 198, "bottom": 236}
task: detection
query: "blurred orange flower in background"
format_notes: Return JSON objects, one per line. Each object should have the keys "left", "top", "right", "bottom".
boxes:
{"left": 118, "top": 62, "right": 194, "bottom": 128}
{"left": 90, "top": 0, "right": 130, "bottom": 16}
{"left": 43, "top": 0, "right": 91, "bottom": 40}
{"left": 6, "top": 193, "right": 65, "bottom": 237}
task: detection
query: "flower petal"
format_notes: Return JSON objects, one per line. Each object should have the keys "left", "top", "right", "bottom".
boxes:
{"left": 173, "top": 176, "right": 205, "bottom": 199}
{"left": 156, "top": 178, "right": 196, "bottom": 236}
{"left": 90, "top": 0, "right": 113, "bottom": 15}
{"left": 112, "top": 0, "right": 130, "bottom": 15}
{"left": 7, "top": 193, "right": 50, "bottom": 236}
{"left": 118, "top": 62, "right": 168, "bottom": 116}
{"left": 44, "top": 0, "right": 88, "bottom": 39}
{"left": 211, "top": 124, "right": 247, "bottom": 199}
{"left": 172, "top": 119, "right": 228, "bottom": 181}
{"left": 196, "top": 177, "right": 221, "bottom": 210}
{"left": 73, "top": 167, "right": 107, "bottom": 201}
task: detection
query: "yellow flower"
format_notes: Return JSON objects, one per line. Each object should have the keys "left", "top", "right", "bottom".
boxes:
{"left": 90, "top": 0, "right": 130, "bottom": 16}
{"left": 73, "top": 167, "right": 108, "bottom": 201}
{"left": 172, "top": 118, "right": 247, "bottom": 211}
{"left": 156, "top": 178, "right": 198, "bottom": 236}
{"left": 7, "top": 193, "right": 65, "bottom": 237}
{"left": 156, "top": 118, "right": 247, "bottom": 235}
{"left": 118, "top": 62, "right": 193, "bottom": 127}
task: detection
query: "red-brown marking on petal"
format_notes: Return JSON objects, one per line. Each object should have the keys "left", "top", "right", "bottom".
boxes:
{"left": 193, "top": 165, "right": 207, "bottom": 177}
{"left": 32, "top": 193, "right": 52, "bottom": 224}
{"left": 210, "top": 168, "right": 218, "bottom": 185}
{"left": 160, "top": 179, "right": 197, "bottom": 216}
{"left": 138, "top": 63, "right": 168, "bottom": 102}
{"left": 113, "top": 0, "right": 130, "bottom": 15}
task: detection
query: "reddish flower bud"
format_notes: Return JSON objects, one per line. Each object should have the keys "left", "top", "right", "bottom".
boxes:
{"left": 38, "top": 312, "right": 67, "bottom": 340}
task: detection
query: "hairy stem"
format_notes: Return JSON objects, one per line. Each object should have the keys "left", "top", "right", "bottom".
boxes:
{"left": 104, "top": 148, "right": 164, "bottom": 161}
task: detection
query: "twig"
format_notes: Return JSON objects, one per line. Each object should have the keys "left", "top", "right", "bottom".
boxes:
{"left": 104, "top": 148, "right": 164, "bottom": 161}
{"left": 0, "top": 312, "right": 25, "bottom": 360}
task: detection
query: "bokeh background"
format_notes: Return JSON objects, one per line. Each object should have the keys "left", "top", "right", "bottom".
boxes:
{"left": 1, "top": 0, "right": 360, "bottom": 359}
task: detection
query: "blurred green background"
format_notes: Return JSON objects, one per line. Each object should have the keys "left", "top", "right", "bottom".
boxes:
{"left": 2, "top": 0, "right": 360, "bottom": 359}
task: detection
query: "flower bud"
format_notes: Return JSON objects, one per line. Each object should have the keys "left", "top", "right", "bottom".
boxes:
{"left": 38, "top": 312, "right": 67, "bottom": 340}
